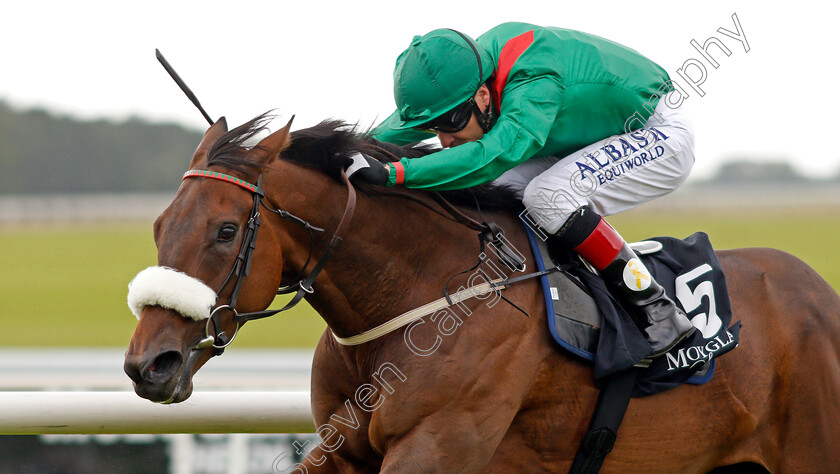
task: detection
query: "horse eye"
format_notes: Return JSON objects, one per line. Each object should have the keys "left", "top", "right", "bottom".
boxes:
{"left": 217, "top": 225, "right": 237, "bottom": 243}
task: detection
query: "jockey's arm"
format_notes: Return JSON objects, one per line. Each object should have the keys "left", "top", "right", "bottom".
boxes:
{"left": 385, "top": 77, "right": 564, "bottom": 190}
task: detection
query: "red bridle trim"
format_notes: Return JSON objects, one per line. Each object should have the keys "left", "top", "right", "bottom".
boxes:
{"left": 182, "top": 169, "right": 259, "bottom": 193}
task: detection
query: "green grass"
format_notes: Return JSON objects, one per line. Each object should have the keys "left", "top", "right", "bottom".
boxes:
{"left": 610, "top": 207, "right": 840, "bottom": 290}
{"left": 0, "top": 222, "right": 324, "bottom": 348}
{"left": 2, "top": 208, "right": 838, "bottom": 348}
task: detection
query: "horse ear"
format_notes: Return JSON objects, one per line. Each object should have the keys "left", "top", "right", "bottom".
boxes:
{"left": 189, "top": 117, "right": 228, "bottom": 168}
{"left": 252, "top": 116, "right": 294, "bottom": 166}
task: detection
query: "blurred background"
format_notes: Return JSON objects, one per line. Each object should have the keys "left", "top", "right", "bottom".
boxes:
{"left": 1, "top": 1, "right": 838, "bottom": 472}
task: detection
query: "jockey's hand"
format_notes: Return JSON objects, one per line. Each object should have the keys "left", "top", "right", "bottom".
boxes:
{"left": 345, "top": 152, "right": 390, "bottom": 186}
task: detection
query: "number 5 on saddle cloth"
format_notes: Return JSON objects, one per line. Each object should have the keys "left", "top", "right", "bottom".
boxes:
{"left": 522, "top": 227, "right": 742, "bottom": 397}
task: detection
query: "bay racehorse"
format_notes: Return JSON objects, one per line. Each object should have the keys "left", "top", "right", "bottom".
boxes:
{"left": 124, "top": 114, "right": 840, "bottom": 473}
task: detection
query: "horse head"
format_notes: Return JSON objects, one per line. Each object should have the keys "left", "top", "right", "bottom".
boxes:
{"left": 123, "top": 112, "right": 522, "bottom": 404}
{"left": 124, "top": 114, "right": 293, "bottom": 403}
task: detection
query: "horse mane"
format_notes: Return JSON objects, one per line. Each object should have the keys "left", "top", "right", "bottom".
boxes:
{"left": 286, "top": 120, "right": 524, "bottom": 214}
{"left": 206, "top": 115, "right": 273, "bottom": 176}
{"left": 207, "top": 113, "right": 524, "bottom": 214}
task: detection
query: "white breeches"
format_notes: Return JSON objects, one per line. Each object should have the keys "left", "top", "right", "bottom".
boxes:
{"left": 494, "top": 92, "right": 695, "bottom": 234}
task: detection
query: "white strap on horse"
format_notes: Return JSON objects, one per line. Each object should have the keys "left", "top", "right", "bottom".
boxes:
{"left": 332, "top": 240, "right": 663, "bottom": 346}
{"left": 332, "top": 278, "right": 507, "bottom": 346}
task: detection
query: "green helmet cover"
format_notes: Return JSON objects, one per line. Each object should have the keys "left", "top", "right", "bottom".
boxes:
{"left": 392, "top": 28, "right": 495, "bottom": 129}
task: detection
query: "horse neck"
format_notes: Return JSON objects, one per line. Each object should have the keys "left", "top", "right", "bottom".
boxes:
{"left": 265, "top": 161, "right": 517, "bottom": 339}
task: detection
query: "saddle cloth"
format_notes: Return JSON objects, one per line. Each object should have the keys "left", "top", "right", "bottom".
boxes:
{"left": 521, "top": 226, "right": 741, "bottom": 397}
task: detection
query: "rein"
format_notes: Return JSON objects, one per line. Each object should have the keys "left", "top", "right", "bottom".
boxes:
{"left": 370, "top": 186, "right": 487, "bottom": 232}
{"left": 181, "top": 163, "right": 538, "bottom": 354}
{"left": 354, "top": 146, "right": 526, "bottom": 273}
{"left": 184, "top": 168, "right": 357, "bottom": 355}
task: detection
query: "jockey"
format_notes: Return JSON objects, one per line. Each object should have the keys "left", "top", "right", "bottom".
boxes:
{"left": 347, "top": 22, "right": 695, "bottom": 358}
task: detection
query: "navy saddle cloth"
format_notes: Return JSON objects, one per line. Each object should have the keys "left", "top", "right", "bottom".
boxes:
{"left": 521, "top": 227, "right": 741, "bottom": 397}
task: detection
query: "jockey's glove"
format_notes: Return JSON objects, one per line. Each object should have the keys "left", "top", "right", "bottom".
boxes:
{"left": 345, "top": 152, "right": 390, "bottom": 186}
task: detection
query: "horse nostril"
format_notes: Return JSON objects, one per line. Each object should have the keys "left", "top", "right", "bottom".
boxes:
{"left": 143, "top": 350, "right": 183, "bottom": 383}
{"left": 124, "top": 357, "right": 144, "bottom": 385}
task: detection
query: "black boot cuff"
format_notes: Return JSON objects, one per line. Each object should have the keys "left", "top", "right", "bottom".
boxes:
{"left": 555, "top": 206, "right": 602, "bottom": 248}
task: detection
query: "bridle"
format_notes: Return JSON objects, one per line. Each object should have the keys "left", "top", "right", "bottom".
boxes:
{"left": 183, "top": 168, "right": 357, "bottom": 356}
{"left": 177, "top": 161, "right": 527, "bottom": 357}
{"left": 152, "top": 49, "right": 521, "bottom": 354}
{"left": 153, "top": 50, "right": 359, "bottom": 356}
{"left": 151, "top": 50, "right": 518, "bottom": 354}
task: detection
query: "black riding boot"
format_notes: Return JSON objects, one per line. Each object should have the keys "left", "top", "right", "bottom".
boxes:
{"left": 598, "top": 244, "right": 696, "bottom": 357}
{"left": 556, "top": 206, "right": 696, "bottom": 358}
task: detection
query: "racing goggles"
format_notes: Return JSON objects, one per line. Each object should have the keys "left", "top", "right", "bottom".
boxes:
{"left": 413, "top": 97, "right": 484, "bottom": 133}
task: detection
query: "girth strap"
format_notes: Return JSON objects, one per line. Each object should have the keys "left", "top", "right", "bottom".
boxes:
{"left": 569, "top": 368, "right": 640, "bottom": 474}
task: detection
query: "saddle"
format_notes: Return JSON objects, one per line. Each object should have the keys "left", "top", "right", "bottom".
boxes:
{"left": 521, "top": 226, "right": 741, "bottom": 397}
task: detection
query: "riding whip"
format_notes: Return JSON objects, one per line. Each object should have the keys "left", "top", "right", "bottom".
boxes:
{"left": 155, "top": 48, "right": 215, "bottom": 125}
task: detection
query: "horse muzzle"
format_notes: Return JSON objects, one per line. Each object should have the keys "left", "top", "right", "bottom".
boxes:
{"left": 124, "top": 303, "right": 214, "bottom": 403}
{"left": 124, "top": 345, "right": 206, "bottom": 404}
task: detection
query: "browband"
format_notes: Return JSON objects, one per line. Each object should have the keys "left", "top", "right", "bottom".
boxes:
{"left": 183, "top": 169, "right": 260, "bottom": 194}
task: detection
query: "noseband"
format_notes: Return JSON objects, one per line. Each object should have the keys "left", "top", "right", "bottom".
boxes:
{"left": 182, "top": 168, "right": 357, "bottom": 355}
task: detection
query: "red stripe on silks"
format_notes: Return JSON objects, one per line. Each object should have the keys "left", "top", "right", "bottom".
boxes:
{"left": 393, "top": 161, "right": 405, "bottom": 185}
{"left": 490, "top": 30, "right": 534, "bottom": 113}
{"left": 573, "top": 218, "right": 625, "bottom": 271}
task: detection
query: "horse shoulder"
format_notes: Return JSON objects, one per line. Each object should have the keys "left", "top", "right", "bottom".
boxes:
{"left": 307, "top": 330, "right": 384, "bottom": 471}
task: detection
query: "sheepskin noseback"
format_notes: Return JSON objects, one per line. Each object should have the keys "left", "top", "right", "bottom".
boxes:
{"left": 127, "top": 266, "right": 217, "bottom": 320}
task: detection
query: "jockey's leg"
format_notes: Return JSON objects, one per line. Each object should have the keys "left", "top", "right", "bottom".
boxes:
{"left": 515, "top": 91, "right": 696, "bottom": 357}
{"left": 556, "top": 206, "right": 695, "bottom": 357}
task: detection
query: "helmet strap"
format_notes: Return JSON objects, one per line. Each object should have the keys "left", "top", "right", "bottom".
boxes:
{"left": 474, "top": 91, "right": 494, "bottom": 133}
{"left": 443, "top": 29, "right": 494, "bottom": 133}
